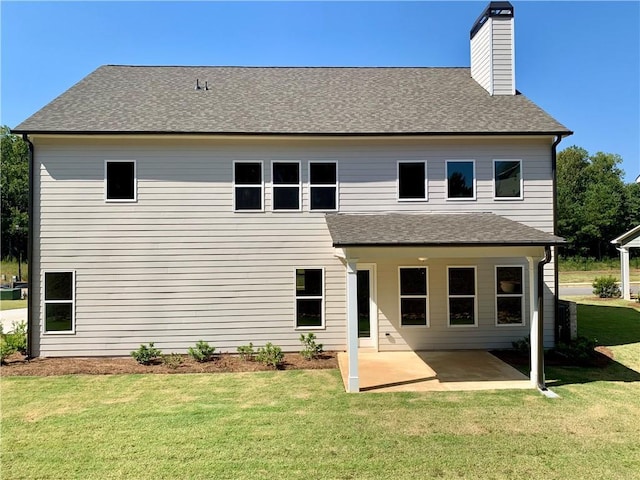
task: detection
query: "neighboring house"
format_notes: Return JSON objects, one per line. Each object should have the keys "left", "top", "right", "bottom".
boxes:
{"left": 14, "top": 2, "right": 571, "bottom": 391}
{"left": 611, "top": 225, "right": 640, "bottom": 300}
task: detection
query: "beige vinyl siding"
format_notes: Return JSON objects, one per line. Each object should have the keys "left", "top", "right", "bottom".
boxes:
{"left": 373, "top": 256, "right": 532, "bottom": 351}
{"left": 491, "top": 17, "right": 515, "bottom": 95}
{"left": 32, "top": 135, "right": 556, "bottom": 356}
{"left": 470, "top": 20, "right": 492, "bottom": 94}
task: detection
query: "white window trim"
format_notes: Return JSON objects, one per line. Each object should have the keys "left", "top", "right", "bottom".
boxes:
{"left": 445, "top": 159, "right": 476, "bottom": 201}
{"left": 308, "top": 161, "right": 339, "bottom": 212}
{"left": 398, "top": 266, "right": 429, "bottom": 328}
{"left": 495, "top": 265, "right": 525, "bottom": 327}
{"left": 294, "top": 267, "right": 325, "bottom": 330}
{"left": 493, "top": 159, "right": 524, "bottom": 201}
{"left": 233, "top": 160, "right": 264, "bottom": 212}
{"left": 42, "top": 270, "right": 76, "bottom": 335}
{"left": 397, "top": 161, "right": 428, "bottom": 202}
{"left": 272, "top": 161, "right": 302, "bottom": 212}
{"left": 447, "top": 266, "right": 478, "bottom": 328}
{"left": 104, "top": 160, "right": 137, "bottom": 203}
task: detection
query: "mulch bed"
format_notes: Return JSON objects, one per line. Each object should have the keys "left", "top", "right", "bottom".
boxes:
{"left": 491, "top": 345, "right": 614, "bottom": 369}
{"left": 0, "top": 352, "right": 338, "bottom": 377}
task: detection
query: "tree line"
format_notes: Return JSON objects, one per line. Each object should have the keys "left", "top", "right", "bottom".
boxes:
{"left": 1, "top": 127, "right": 639, "bottom": 267}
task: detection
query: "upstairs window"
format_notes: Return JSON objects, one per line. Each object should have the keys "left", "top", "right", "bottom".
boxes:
{"left": 446, "top": 160, "right": 475, "bottom": 200}
{"left": 494, "top": 160, "right": 522, "bottom": 199}
{"left": 295, "top": 268, "right": 324, "bottom": 329}
{"left": 448, "top": 267, "right": 477, "bottom": 326}
{"left": 273, "top": 162, "right": 300, "bottom": 210}
{"left": 398, "top": 162, "right": 427, "bottom": 200}
{"left": 309, "top": 162, "right": 338, "bottom": 210}
{"left": 105, "top": 160, "right": 136, "bottom": 202}
{"left": 234, "top": 162, "right": 263, "bottom": 211}
{"left": 44, "top": 271, "right": 75, "bottom": 333}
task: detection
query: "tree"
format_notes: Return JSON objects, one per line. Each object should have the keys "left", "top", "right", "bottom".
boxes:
{"left": 557, "top": 145, "right": 635, "bottom": 259}
{"left": 1, "top": 126, "right": 29, "bottom": 276}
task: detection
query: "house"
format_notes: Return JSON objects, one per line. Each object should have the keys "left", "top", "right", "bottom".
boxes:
{"left": 611, "top": 225, "right": 640, "bottom": 300}
{"left": 13, "top": 2, "right": 571, "bottom": 392}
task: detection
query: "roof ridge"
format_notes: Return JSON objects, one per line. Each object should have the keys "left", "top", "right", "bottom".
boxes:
{"left": 102, "top": 64, "right": 471, "bottom": 70}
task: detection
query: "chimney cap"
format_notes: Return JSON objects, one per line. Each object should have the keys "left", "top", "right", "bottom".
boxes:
{"left": 470, "top": 1, "right": 514, "bottom": 40}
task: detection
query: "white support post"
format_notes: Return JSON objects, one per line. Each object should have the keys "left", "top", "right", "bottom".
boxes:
{"left": 527, "top": 257, "right": 539, "bottom": 388}
{"left": 346, "top": 259, "right": 359, "bottom": 393}
{"left": 619, "top": 247, "right": 631, "bottom": 300}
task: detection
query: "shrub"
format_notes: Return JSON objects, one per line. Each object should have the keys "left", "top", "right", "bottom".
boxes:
{"left": 512, "top": 336, "right": 530, "bottom": 354}
{"left": 131, "top": 342, "right": 162, "bottom": 365}
{"left": 0, "top": 321, "right": 28, "bottom": 363}
{"left": 256, "top": 342, "right": 284, "bottom": 369}
{"left": 299, "top": 333, "right": 323, "bottom": 360}
{"left": 162, "top": 353, "right": 184, "bottom": 369}
{"left": 551, "top": 336, "right": 598, "bottom": 365}
{"left": 188, "top": 340, "right": 217, "bottom": 362}
{"left": 592, "top": 276, "right": 621, "bottom": 298}
{"left": 237, "top": 343, "right": 255, "bottom": 361}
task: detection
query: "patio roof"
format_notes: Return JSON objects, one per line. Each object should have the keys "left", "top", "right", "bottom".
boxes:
{"left": 325, "top": 213, "right": 565, "bottom": 247}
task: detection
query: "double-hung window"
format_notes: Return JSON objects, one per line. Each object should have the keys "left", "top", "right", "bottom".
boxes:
{"left": 446, "top": 160, "right": 475, "bottom": 200}
{"left": 398, "top": 162, "right": 427, "bottom": 201}
{"left": 105, "top": 160, "right": 136, "bottom": 202}
{"left": 234, "top": 162, "right": 263, "bottom": 211}
{"left": 399, "top": 267, "right": 428, "bottom": 326}
{"left": 44, "top": 271, "right": 75, "bottom": 333}
{"left": 295, "top": 268, "right": 324, "bottom": 329}
{"left": 273, "top": 162, "right": 301, "bottom": 210}
{"left": 309, "top": 162, "right": 338, "bottom": 210}
{"left": 494, "top": 160, "right": 522, "bottom": 199}
{"left": 448, "top": 267, "right": 477, "bottom": 326}
{"left": 496, "top": 266, "right": 524, "bottom": 325}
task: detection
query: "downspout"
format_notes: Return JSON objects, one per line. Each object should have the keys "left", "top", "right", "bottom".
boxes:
{"left": 551, "top": 134, "right": 562, "bottom": 343}
{"left": 537, "top": 245, "right": 552, "bottom": 390}
{"left": 22, "top": 134, "right": 35, "bottom": 359}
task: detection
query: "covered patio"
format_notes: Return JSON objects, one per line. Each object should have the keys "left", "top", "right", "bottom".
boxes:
{"left": 337, "top": 350, "right": 530, "bottom": 392}
{"left": 326, "top": 213, "right": 565, "bottom": 393}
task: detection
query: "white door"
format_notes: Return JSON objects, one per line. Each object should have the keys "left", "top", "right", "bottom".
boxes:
{"left": 357, "top": 264, "right": 378, "bottom": 349}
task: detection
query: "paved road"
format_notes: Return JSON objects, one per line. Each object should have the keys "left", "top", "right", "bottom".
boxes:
{"left": 0, "top": 308, "right": 27, "bottom": 333}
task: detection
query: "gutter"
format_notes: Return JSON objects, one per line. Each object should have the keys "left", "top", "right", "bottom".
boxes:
{"left": 537, "top": 245, "right": 552, "bottom": 390}
{"left": 551, "top": 134, "right": 563, "bottom": 345}
{"left": 22, "top": 134, "right": 35, "bottom": 359}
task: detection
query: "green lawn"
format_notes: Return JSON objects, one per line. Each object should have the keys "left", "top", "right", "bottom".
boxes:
{"left": 0, "top": 299, "right": 27, "bottom": 311}
{"left": 2, "top": 304, "right": 640, "bottom": 479}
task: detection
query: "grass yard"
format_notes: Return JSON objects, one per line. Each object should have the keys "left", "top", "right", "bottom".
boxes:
{"left": 0, "top": 258, "right": 28, "bottom": 283}
{"left": 2, "top": 303, "right": 640, "bottom": 480}
{"left": 0, "top": 299, "right": 27, "bottom": 311}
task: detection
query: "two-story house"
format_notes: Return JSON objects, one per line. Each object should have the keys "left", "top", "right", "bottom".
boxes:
{"left": 14, "top": 2, "right": 571, "bottom": 391}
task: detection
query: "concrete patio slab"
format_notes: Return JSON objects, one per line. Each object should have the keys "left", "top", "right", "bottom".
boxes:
{"left": 337, "top": 350, "right": 531, "bottom": 392}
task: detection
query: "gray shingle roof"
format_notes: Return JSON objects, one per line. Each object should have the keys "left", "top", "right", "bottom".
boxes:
{"left": 325, "top": 213, "right": 565, "bottom": 247}
{"left": 14, "top": 65, "right": 571, "bottom": 135}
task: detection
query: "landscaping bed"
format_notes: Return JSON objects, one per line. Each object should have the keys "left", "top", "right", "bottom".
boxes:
{"left": 0, "top": 351, "right": 338, "bottom": 376}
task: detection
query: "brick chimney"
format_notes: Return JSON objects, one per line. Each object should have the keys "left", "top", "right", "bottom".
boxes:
{"left": 470, "top": 1, "right": 515, "bottom": 96}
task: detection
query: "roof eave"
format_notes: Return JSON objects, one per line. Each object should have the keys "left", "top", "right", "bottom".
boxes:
{"left": 333, "top": 241, "right": 566, "bottom": 248}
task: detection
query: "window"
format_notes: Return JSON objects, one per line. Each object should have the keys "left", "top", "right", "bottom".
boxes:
{"left": 398, "top": 162, "right": 427, "bottom": 200}
{"left": 496, "top": 266, "right": 524, "bottom": 326}
{"left": 446, "top": 160, "right": 475, "bottom": 199}
{"left": 309, "top": 162, "right": 338, "bottom": 210}
{"left": 448, "top": 267, "right": 477, "bottom": 326}
{"left": 273, "top": 162, "right": 300, "bottom": 210}
{"left": 234, "top": 162, "right": 263, "bottom": 211}
{"left": 44, "top": 271, "right": 75, "bottom": 333}
{"left": 494, "top": 160, "right": 522, "bottom": 199}
{"left": 295, "top": 268, "right": 324, "bottom": 328}
{"left": 399, "top": 267, "right": 428, "bottom": 326}
{"left": 105, "top": 160, "right": 136, "bottom": 201}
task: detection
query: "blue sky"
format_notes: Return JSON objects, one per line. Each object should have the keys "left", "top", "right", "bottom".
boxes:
{"left": 1, "top": 1, "right": 638, "bottom": 182}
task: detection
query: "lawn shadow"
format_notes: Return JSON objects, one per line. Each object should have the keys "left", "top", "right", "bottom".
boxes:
{"left": 546, "top": 356, "right": 640, "bottom": 387}
{"left": 577, "top": 304, "right": 640, "bottom": 346}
